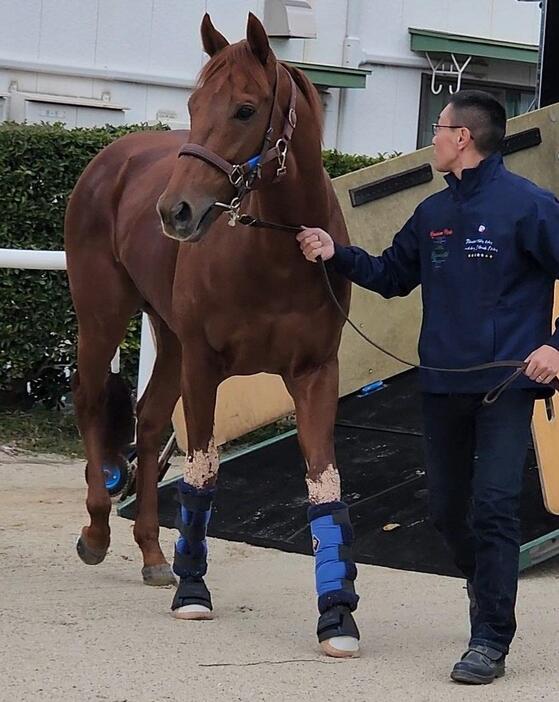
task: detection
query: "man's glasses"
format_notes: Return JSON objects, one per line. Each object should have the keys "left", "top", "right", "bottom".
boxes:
{"left": 432, "top": 123, "right": 473, "bottom": 138}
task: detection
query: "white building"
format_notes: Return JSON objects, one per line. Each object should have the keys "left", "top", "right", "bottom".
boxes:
{"left": 0, "top": 0, "right": 542, "bottom": 156}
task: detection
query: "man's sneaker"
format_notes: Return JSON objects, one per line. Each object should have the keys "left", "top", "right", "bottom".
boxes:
{"left": 451, "top": 644, "right": 506, "bottom": 684}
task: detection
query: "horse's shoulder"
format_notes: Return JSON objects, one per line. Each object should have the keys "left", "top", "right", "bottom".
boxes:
{"left": 104, "top": 128, "right": 189, "bottom": 160}
{"left": 78, "top": 129, "right": 189, "bottom": 189}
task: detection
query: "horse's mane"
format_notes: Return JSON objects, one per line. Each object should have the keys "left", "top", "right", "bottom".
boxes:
{"left": 197, "top": 42, "right": 323, "bottom": 139}
{"left": 280, "top": 62, "right": 324, "bottom": 140}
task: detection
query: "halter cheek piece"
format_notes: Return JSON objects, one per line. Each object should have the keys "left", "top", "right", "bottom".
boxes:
{"left": 177, "top": 64, "right": 297, "bottom": 226}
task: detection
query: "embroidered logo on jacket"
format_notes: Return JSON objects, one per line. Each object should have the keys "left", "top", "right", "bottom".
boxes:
{"left": 430, "top": 228, "right": 453, "bottom": 269}
{"left": 465, "top": 235, "right": 498, "bottom": 260}
{"left": 430, "top": 228, "right": 453, "bottom": 239}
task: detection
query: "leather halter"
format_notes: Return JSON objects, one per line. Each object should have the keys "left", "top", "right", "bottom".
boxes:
{"left": 177, "top": 63, "right": 298, "bottom": 213}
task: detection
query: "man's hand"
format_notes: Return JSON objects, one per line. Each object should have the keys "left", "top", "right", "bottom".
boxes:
{"left": 296, "top": 227, "right": 335, "bottom": 263}
{"left": 524, "top": 344, "right": 559, "bottom": 384}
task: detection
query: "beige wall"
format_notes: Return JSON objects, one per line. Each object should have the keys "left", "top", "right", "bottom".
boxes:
{"left": 533, "top": 283, "right": 559, "bottom": 516}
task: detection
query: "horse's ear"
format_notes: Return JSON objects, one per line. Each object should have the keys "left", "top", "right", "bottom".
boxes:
{"left": 246, "top": 12, "right": 270, "bottom": 65}
{"left": 200, "top": 13, "right": 229, "bottom": 57}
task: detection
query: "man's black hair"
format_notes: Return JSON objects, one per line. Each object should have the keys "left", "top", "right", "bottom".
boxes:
{"left": 448, "top": 90, "right": 507, "bottom": 155}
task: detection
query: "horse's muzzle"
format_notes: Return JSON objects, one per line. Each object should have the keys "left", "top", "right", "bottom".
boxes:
{"left": 157, "top": 197, "right": 218, "bottom": 242}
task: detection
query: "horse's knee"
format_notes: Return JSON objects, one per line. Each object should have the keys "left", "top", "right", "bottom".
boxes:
{"left": 306, "top": 463, "right": 341, "bottom": 504}
{"left": 183, "top": 438, "right": 219, "bottom": 489}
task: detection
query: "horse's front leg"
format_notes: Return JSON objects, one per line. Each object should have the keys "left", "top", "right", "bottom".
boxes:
{"left": 170, "top": 344, "right": 221, "bottom": 621}
{"left": 284, "top": 359, "right": 360, "bottom": 658}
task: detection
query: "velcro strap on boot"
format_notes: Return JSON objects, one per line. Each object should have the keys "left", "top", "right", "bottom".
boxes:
{"left": 317, "top": 604, "right": 360, "bottom": 642}
{"left": 467, "top": 644, "right": 504, "bottom": 662}
{"left": 173, "top": 541, "right": 208, "bottom": 579}
{"left": 171, "top": 576, "right": 213, "bottom": 611}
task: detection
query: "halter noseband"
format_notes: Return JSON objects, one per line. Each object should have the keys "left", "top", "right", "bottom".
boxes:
{"left": 177, "top": 64, "right": 297, "bottom": 225}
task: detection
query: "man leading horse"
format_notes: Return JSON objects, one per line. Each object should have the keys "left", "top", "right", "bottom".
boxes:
{"left": 298, "top": 89, "right": 559, "bottom": 682}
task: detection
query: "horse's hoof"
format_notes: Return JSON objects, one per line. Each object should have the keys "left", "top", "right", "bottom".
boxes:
{"left": 320, "top": 636, "right": 360, "bottom": 658}
{"left": 172, "top": 604, "right": 213, "bottom": 621}
{"left": 76, "top": 530, "right": 108, "bottom": 565}
{"left": 142, "top": 564, "right": 177, "bottom": 587}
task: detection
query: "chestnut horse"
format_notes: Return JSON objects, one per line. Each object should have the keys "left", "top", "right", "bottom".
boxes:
{"left": 65, "top": 13, "right": 360, "bottom": 657}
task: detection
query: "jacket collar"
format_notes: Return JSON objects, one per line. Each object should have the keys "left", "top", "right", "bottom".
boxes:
{"left": 444, "top": 151, "right": 504, "bottom": 198}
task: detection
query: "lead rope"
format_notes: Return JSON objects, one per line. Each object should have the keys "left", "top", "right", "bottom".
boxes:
{"left": 232, "top": 213, "right": 546, "bottom": 405}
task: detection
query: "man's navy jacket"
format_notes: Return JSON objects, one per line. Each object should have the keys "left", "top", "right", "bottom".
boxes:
{"left": 332, "top": 152, "right": 559, "bottom": 394}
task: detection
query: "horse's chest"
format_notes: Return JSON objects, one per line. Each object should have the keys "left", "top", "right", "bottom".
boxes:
{"left": 172, "top": 253, "right": 341, "bottom": 372}
{"left": 178, "top": 302, "right": 332, "bottom": 374}
{"left": 209, "top": 310, "right": 307, "bottom": 359}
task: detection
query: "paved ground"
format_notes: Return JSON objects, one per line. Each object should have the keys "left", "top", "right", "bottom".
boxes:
{"left": 1, "top": 449, "right": 558, "bottom": 701}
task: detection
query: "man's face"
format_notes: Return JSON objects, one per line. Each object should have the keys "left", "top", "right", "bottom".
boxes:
{"left": 432, "top": 104, "right": 462, "bottom": 173}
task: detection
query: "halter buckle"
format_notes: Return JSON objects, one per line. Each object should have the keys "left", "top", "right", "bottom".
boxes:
{"left": 288, "top": 108, "right": 297, "bottom": 129}
{"left": 275, "top": 139, "right": 288, "bottom": 178}
{"left": 228, "top": 165, "right": 245, "bottom": 188}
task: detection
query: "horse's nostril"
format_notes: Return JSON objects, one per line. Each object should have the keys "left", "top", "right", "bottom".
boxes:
{"left": 172, "top": 201, "right": 192, "bottom": 225}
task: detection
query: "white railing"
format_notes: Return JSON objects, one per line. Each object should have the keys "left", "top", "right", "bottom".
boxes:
{"left": 0, "top": 248, "right": 66, "bottom": 270}
{"left": 0, "top": 248, "right": 156, "bottom": 395}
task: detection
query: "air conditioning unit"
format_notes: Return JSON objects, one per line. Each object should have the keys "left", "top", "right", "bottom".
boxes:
{"left": 263, "top": 0, "right": 316, "bottom": 38}
{"left": 150, "top": 109, "right": 189, "bottom": 130}
{"left": 7, "top": 91, "right": 128, "bottom": 127}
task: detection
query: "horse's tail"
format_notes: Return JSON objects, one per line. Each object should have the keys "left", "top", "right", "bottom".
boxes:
{"left": 102, "top": 372, "right": 135, "bottom": 461}
{"left": 70, "top": 369, "right": 135, "bottom": 461}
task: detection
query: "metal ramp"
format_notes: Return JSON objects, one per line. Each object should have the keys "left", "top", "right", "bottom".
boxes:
{"left": 119, "top": 370, "right": 559, "bottom": 576}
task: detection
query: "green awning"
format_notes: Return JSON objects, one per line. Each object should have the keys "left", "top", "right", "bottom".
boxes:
{"left": 284, "top": 61, "right": 370, "bottom": 89}
{"left": 409, "top": 27, "right": 538, "bottom": 65}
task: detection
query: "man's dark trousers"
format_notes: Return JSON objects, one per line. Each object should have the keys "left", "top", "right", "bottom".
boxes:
{"left": 422, "top": 390, "right": 537, "bottom": 654}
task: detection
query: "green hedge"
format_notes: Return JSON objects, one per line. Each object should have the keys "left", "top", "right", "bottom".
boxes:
{"left": 0, "top": 122, "right": 169, "bottom": 408}
{"left": 322, "top": 149, "right": 396, "bottom": 178}
{"left": 0, "top": 122, "right": 394, "bottom": 408}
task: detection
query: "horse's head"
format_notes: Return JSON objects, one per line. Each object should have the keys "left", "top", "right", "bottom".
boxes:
{"left": 158, "top": 13, "right": 284, "bottom": 242}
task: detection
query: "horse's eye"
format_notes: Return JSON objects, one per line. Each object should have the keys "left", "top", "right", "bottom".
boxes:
{"left": 235, "top": 105, "right": 255, "bottom": 121}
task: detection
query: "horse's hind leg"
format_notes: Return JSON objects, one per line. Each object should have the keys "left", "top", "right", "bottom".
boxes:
{"left": 171, "top": 341, "right": 221, "bottom": 620}
{"left": 70, "top": 257, "right": 141, "bottom": 566}
{"left": 133, "top": 314, "right": 181, "bottom": 586}
{"left": 284, "top": 359, "right": 360, "bottom": 659}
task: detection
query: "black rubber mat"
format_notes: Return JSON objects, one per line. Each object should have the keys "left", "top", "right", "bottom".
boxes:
{"left": 119, "top": 370, "right": 559, "bottom": 577}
